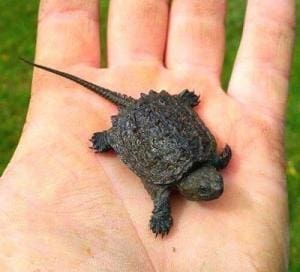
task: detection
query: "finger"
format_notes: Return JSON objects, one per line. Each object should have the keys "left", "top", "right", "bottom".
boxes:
{"left": 107, "top": 0, "right": 169, "bottom": 66}
{"left": 36, "top": 0, "right": 100, "bottom": 67}
{"left": 166, "top": 0, "right": 226, "bottom": 77}
{"left": 228, "top": 0, "right": 295, "bottom": 117}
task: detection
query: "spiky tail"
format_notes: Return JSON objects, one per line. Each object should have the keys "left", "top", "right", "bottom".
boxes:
{"left": 20, "top": 58, "right": 135, "bottom": 107}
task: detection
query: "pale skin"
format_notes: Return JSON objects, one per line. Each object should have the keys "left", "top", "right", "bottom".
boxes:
{"left": 0, "top": 0, "right": 295, "bottom": 271}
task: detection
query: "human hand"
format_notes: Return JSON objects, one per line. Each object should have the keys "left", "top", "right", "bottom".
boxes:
{"left": 0, "top": 0, "right": 295, "bottom": 271}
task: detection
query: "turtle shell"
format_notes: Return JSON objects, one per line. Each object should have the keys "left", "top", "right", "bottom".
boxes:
{"left": 109, "top": 91, "right": 217, "bottom": 185}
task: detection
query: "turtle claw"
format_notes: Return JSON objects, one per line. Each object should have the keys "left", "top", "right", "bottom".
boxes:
{"left": 89, "top": 131, "right": 112, "bottom": 152}
{"left": 178, "top": 89, "right": 200, "bottom": 107}
{"left": 150, "top": 213, "right": 173, "bottom": 237}
{"left": 214, "top": 144, "right": 232, "bottom": 170}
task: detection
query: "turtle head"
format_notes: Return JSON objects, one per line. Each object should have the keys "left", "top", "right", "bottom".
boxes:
{"left": 177, "top": 165, "right": 223, "bottom": 201}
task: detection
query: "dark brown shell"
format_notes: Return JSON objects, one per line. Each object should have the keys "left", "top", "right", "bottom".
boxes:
{"left": 109, "top": 91, "right": 217, "bottom": 185}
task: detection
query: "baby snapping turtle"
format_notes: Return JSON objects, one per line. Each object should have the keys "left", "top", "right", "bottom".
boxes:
{"left": 22, "top": 59, "right": 232, "bottom": 236}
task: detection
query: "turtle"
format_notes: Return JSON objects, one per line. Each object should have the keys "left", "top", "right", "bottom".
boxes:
{"left": 21, "top": 58, "right": 232, "bottom": 237}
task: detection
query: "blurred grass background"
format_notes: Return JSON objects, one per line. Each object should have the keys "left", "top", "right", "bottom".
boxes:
{"left": 0, "top": 0, "right": 299, "bottom": 270}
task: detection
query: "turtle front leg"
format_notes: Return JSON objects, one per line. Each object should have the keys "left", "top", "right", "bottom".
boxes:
{"left": 213, "top": 144, "right": 232, "bottom": 170}
{"left": 177, "top": 89, "right": 200, "bottom": 107}
{"left": 90, "top": 130, "right": 113, "bottom": 152}
{"left": 150, "top": 188, "right": 173, "bottom": 237}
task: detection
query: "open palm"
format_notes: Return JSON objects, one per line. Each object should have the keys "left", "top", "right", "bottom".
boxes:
{"left": 0, "top": 1, "right": 295, "bottom": 271}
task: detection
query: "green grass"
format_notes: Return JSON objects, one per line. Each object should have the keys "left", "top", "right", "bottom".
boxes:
{"left": 0, "top": 1, "right": 299, "bottom": 270}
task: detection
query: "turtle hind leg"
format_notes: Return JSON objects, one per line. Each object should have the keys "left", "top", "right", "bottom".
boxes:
{"left": 177, "top": 89, "right": 200, "bottom": 107}
{"left": 213, "top": 144, "right": 232, "bottom": 170}
{"left": 90, "top": 130, "right": 112, "bottom": 152}
{"left": 149, "top": 188, "right": 173, "bottom": 237}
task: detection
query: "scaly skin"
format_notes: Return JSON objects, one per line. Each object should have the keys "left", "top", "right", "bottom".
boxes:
{"left": 0, "top": 0, "right": 294, "bottom": 271}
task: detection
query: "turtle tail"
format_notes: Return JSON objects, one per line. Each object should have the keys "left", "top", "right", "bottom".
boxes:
{"left": 20, "top": 58, "right": 135, "bottom": 107}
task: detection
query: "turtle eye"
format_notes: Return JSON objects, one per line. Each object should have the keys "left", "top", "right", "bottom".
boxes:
{"left": 199, "top": 184, "right": 210, "bottom": 194}
{"left": 158, "top": 97, "right": 167, "bottom": 105}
